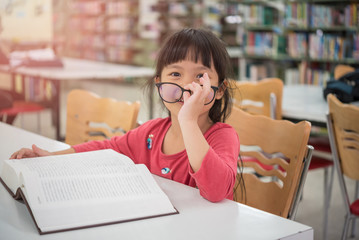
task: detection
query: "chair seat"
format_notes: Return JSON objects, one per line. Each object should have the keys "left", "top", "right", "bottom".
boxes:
{"left": 308, "top": 136, "right": 331, "bottom": 152}
{"left": 308, "top": 135, "right": 333, "bottom": 169}
{"left": 309, "top": 156, "right": 333, "bottom": 170}
{"left": 350, "top": 199, "right": 359, "bottom": 216}
{"left": 0, "top": 101, "right": 44, "bottom": 116}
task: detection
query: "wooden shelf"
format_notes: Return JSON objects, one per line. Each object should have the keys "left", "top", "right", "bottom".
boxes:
{"left": 223, "top": 0, "right": 359, "bottom": 84}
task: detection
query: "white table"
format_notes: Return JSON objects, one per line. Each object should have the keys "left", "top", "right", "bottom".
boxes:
{"left": 2, "top": 57, "right": 154, "bottom": 80}
{"left": 282, "top": 85, "right": 328, "bottom": 126}
{"left": 282, "top": 84, "right": 359, "bottom": 127}
{"left": 0, "top": 58, "right": 154, "bottom": 140}
{"left": 0, "top": 122, "right": 313, "bottom": 240}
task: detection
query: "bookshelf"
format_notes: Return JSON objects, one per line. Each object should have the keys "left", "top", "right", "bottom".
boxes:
{"left": 54, "top": 0, "right": 223, "bottom": 67}
{"left": 54, "top": 0, "right": 160, "bottom": 66}
{"left": 64, "top": 0, "right": 106, "bottom": 61}
{"left": 224, "top": 0, "right": 359, "bottom": 85}
{"left": 154, "top": 0, "right": 204, "bottom": 42}
{"left": 148, "top": 0, "right": 224, "bottom": 63}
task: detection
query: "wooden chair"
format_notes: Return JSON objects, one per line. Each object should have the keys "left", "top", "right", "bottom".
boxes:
{"left": 326, "top": 94, "right": 359, "bottom": 240}
{"left": 65, "top": 89, "right": 140, "bottom": 145}
{"left": 233, "top": 78, "right": 332, "bottom": 236}
{"left": 233, "top": 78, "right": 283, "bottom": 120}
{"left": 334, "top": 64, "right": 355, "bottom": 80}
{"left": 226, "top": 106, "right": 312, "bottom": 219}
{"left": 308, "top": 63, "right": 354, "bottom": 239}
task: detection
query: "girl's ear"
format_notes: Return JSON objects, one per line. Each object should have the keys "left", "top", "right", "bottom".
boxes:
{"left": 155, "top": 75, "right": 160, "bottom": 83}
{"left": 215, "top": 80, "right": 228, "bottom": 99}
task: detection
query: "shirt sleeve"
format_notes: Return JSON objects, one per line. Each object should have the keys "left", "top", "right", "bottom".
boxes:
{"left": 72, "top": 119, "right": 155, "bottom": 161}
{"left": 72, "top": 137, "right": 122, "bottom": 153}
{"left": 189, "top": 125, "right": 239, "bottom": 202}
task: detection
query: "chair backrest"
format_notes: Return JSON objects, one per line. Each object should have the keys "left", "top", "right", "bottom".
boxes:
{"left": 327, "top": 94, "right": 359, "bottom": 181}
{"left": 334, "top": 64, "right": 355, "bottom": 79}
{"left": 226, "top": 106, "right": 311, "bottom": 218}
{"left": 233, "top": 78, "right": 283, "bottom": 120}
{"left": 65, "top": 89, "right": 140, "bottom": 145}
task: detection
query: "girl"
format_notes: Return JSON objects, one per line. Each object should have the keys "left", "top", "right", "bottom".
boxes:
{"left": 10, "top": 28, "right": 239, "bottom": 202}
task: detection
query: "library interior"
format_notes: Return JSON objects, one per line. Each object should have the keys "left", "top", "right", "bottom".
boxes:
{"left": 0, "top": 1, "right": 359, "bottom": 240}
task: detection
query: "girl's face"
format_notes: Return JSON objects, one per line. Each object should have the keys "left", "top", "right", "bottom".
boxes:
{"left": 156, "top": 60, "right": 223, "bottom": 117}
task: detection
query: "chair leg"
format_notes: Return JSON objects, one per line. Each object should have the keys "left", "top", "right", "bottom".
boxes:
{"left": 342, "top": 214, "right": 351, "bottom": 240}
{"left": 323, "top": 168, "right": 329, "bottom": 240}
{"left": 323, "top": 166, "right": 334, "bottom": 240}
{"left": 350, "top": 181, "right": 359, "bottom": 238}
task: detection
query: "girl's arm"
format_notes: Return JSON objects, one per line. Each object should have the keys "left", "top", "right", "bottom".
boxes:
{"left": 179, "top": 121, "right": 209, "bottom": 172}
{"left": 190, "top": 127, "right": 239, "bottom": 202}
{"left": 178, "top": 74, "right": 213, "bottom": 172}
{"left": 10, "top": 144, "right": 75, "bottom": 159}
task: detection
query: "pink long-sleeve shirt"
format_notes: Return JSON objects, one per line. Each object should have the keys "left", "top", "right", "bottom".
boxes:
{"left": 73, "top": 117, "right": 239, "bottom": 202}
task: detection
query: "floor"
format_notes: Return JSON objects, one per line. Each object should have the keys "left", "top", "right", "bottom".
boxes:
{"left": 296, "top": 169, "right": 359, "bottom": 240}
{"left": 9, "top": 108, "right": 359, "bottom": 240}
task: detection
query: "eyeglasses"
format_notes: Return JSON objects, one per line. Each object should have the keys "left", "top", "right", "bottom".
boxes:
{"left": 155, "top": 82, "right": 219, "bottom": 105}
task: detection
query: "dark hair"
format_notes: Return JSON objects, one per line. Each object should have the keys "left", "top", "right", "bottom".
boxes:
{"left": 147, "top": 28, "right": 234, "bottom": 123}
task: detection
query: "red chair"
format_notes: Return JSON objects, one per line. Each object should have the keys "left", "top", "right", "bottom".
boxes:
{"left": 0, "top": 100, "right": 45, "bottom": 133}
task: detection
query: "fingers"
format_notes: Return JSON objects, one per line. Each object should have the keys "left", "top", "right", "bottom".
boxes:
{"left": 10, "top": 150, "right": 20, "bottom": 159}
{"left": 10, "top": 148, "right": 35, "bottom": 159}
{"left": 181, "top": 73, "right": 211, "bottom": 106}
{"left": 182, "top": 89, "right": 191, "bottom": 102}
{"left": 9, "top": 144, "right": 49, "bottom": 159}
{"left": 200, "top": 73, "right": 211, "bottom": 96}
{"left": 183, "top": 82, "right": 200, "bottom": 104}
{"left": 189, "top": 73, "right": 211, "bottom": 103}
{"left": 32, "top": 144, "right": 50, "bottom": 157}
{"left": 200, "top": 73, "right": 211, "bottom": 89}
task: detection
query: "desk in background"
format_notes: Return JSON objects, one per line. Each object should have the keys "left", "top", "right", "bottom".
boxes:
{"left": 0, "top": 122, "right": 313, "bottom": 240}
{"left": 282, "top": 84, "right": 359, "bottom": 127}
{"left": 0, "top": 58, "right": 154, "bottom": 140}
{"left": 282, "top": 85, "right": 327, "bottom": 127}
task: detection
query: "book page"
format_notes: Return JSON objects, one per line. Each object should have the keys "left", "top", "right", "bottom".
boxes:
{"left": 16, "top": 149, "right": 134, "bottom": 204}
{"left": 10, "top": 149, "right": 176, "bottom": 232}
{"left": 0, "top": 160, "right": 25, "bottom": 196}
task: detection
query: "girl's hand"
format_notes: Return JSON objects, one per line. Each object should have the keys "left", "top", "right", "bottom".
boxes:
{"left": 10, "top": 144, "right": 51, "bottom": 159}
{"left": 178, "top": 73, "right": 211, "bottom": 122}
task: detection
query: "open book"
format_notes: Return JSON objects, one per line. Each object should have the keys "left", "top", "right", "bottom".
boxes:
{"left": 0, "top": 149, "right": 178, "bottom": 234}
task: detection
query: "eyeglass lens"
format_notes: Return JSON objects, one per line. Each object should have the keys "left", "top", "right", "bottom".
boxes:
{"left": 156, "top": 83, "right": 216, "bottom": 105}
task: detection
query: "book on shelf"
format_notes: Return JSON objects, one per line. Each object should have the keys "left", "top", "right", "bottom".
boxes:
{"left": 0, "top": 149, "right": 178, "bottom": 235}
{"left": 249, "top": 64, "right": 267, "bottom": 82}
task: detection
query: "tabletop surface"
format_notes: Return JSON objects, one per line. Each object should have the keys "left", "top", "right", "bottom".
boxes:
{"left": 282, "top": 85, "right": 328, "bottom": 123}
{"left": 0, "top": 57, "right": 155, "bottom": 80}
{"left": 282, "top": 84, "right": 359, "bottom": 125}
{"left": 0, "top": 123, "right": 313, "bottom": 240}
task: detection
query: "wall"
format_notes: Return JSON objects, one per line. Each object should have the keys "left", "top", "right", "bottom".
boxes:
{"left": 0, "top": 0, "right": 52, "bottom": 41}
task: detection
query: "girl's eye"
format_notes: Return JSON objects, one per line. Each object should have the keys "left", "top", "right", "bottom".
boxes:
{"left": 196, "top": 73, "right": 204, "bottom": 79}
{"left": 170, "top": 72, "right": 180, "bottom": 77}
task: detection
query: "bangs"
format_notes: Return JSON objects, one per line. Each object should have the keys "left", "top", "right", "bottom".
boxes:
{"left": 162, "top": 45, "right": 212, "bottom": 69}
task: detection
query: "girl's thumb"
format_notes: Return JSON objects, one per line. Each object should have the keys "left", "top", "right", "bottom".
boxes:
{"left": 32, "top": 144, "right": 49, "bottom": 156}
